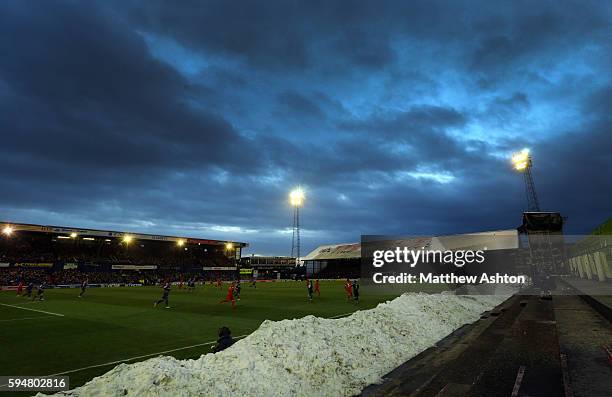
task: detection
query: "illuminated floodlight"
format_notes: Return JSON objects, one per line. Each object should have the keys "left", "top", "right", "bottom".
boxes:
{"left": 177, "top": 239, "right": 185, "bottom": 247}
{"left": 2, "top": 225, "right": 13, "bottom": 236}
{"left": 289, "top": 188, "right": 305, "bottom": 207}
{"left": 511, "top": 148, "right": 530, "bottom": 171}
{"left": 289, "top": 187, "right": 305, "bottom": 259}
{"left": 225, "top": 242, "right": 234, "bottom": 250}
{"left": 70, "top": 232, "right": 78, "bottom": 238}
{"left": 123, "top": 235, "right": 133, "bottom": 244}
{"left": 511, "top": 147, "right": 541, "bottom": 211}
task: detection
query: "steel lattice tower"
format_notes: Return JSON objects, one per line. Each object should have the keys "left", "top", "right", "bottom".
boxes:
{"left": 512, "top": 149, "right": 541, "bottom": 212}
{"left": 291, "top": 205, "right": 300, "bottom": 259}
{"left": 523, "top": 159, "right": 541, "bottom": 212}
{"left": 289, "top": 188, "right": 304, "bottom": 263}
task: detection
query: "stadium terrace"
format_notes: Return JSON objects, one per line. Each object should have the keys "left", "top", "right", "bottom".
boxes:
{"left": 0, "top": 222, "right": 248, "bottom": 286}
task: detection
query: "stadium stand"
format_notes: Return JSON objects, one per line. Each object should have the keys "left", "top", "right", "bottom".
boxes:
{"left": 0, "top": 222, "right": 247, "bottom": 286}
{"left": 239, "top": 256, "right": 304, "bottom": 280}
{"left": 302, "top": 243, "right": 361, "bottom": 278}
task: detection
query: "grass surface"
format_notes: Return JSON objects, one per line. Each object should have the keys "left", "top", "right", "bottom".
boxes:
{"left": 0, "top": 280, "right": 399, "bottom": 392}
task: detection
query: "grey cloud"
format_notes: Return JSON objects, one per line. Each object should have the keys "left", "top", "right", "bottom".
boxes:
{"left": 0, "top": 0, "right": 611, "bottom": 255}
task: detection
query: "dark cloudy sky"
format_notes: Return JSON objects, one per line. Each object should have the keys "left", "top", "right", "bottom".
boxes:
{"left": 1, "top": 1, "right": 611, "bottom": 255}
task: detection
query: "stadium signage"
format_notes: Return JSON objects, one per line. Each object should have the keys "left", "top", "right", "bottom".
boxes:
{"left": 250, "top": 263, "right": 295, "bottom": 268}
{"left": 250, "top": 265, "right": 289, "bottom": 270}
{"left": 14, "top": 262, "right": 53, "bottom": 268}
{"left": 203, "top": 266, "right": 237, "bottom": 271}
{"left": 111, "top": 265, "right": 157, "bottom": 270}
{"left": 0, "top": 262, "right": 9, "bottom": 268}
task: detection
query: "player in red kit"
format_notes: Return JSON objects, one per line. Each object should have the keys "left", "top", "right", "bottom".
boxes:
{"left": 344, "top": 278, "right": 353, "bottom": 301}
{"left": 314, "top": 279, "right": 320, "bottom": 296}
{"left": 219, "top": 282, "right": 236, "bottom": 309}
{"left": 16, "top": 281, "right": 24, "bottom": 296}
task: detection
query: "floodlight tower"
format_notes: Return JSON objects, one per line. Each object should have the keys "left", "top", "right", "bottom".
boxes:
{"left": 289, "top": 188, "right": 305, "bottom": 262}
{"left": 511, "top": 148, "right": 540, "bottom": 212}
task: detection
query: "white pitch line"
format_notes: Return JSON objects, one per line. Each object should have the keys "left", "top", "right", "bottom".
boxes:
{"left": 0, "top": 315, "right": 54, "bottom": 322}
{"left": 328, "top": 312, "right": 354, "bottom": 319}
{"left": 47, "top": 334, "right": 250, "bottom": 376}
{"left": 0, "top": 303, "right": 64, "bottom": 317}
{"left": 29, "top": 310, "right": 359, "bottom": 378}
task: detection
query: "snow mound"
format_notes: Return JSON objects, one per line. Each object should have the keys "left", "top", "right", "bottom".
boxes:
{"left": 47, "top": 293, "right": 508, "bottom": 397}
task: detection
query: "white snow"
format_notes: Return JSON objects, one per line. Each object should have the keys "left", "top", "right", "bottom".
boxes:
{"left": 46, "top": 293, "right": 509, "bottom": 397}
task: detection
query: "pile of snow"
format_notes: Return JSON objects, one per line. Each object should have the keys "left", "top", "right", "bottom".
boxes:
{"left": 48, "top": 293, "right": 509, "bottom": 397}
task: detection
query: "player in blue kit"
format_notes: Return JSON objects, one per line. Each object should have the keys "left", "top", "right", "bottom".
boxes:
{"left": 24, "top": 282, "right": 34, "bottom": 298}
{"left": 78, "top": 278, "right": 88, "bottom": 298}
{"left": 352, "top": 280, "right": 360, "bottom": 304}
{"left": 307, "top": 279, "right": 314, "bottom": 303}
{"left": 187, "top": 278, "right": 196, "bottom": 292}
{"left": 34, "top": 282, "right": 45, "bottom": 301}
{"left": 154, "top": 281, "right": 171, "bottom": 309}
{"left": 234, "top": 280, "right": 241, "bottom": 301}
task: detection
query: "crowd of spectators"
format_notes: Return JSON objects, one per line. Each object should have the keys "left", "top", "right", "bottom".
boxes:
{"left": 49, "top": 269, "right": 145, "bottom": 285}
{"left": 1, "top": 233, "right": 235, "bottom": 269}
{"left": 0, "top": 268, "right": 239, "bottom": 287}
{"left": 0, "top": 228, "right": 253, "bottom": 290}
{"left": 0, "top": 252, "right": 54, "bottom": 264}
{"left": 0, "top": 268, "right": 48, "bottom": 286}
{"left": 0, "top": 233, "right": 240, "bottom": 289}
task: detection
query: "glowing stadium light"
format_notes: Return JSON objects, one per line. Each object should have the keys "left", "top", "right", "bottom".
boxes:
{"left": 177, "top": 239, "right": 185, "bottom": 247}
{"left": 70, "top": 232, "right": 77, "bottom": 238}
{"left": 2, "top": 225, "right": 13, "bottom": 236}
{"left": 511, "top": 148, "right": 541, "bottom": 211}
{"left": 289, "top": 188, "right": 305, "bottom": 207}
{"left": 289, "top": 187, "right": 305, "bottom": 259}
{"left": 123, "top": 235, "right": 133, "bottom": 244}
{"left": 225, "top": 242, "right": 234, "bottom": 250}
{"left": 511, "top": 148, "right": 530, "bottom": 172}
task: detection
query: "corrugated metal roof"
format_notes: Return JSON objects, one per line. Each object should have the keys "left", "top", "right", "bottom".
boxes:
{"left": 303, "top": 230, "right": 519, "bottom": 260}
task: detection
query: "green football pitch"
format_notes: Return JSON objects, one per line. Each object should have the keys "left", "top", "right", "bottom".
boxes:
{"left": 0, "top": 281, "right": 398, "bottom": 392}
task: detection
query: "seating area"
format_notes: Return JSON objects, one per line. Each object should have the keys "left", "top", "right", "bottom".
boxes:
{"left": 0, "top": 229, "right": 240, "bottom": 286}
